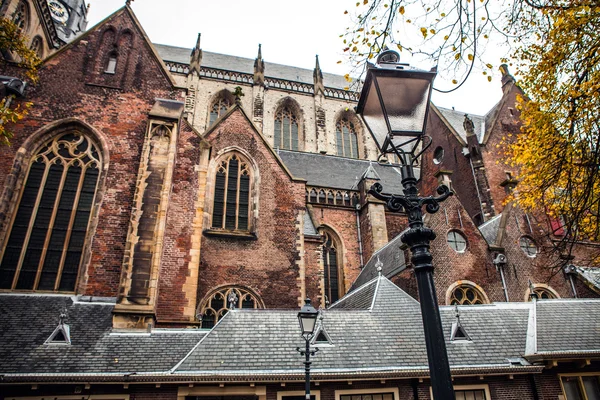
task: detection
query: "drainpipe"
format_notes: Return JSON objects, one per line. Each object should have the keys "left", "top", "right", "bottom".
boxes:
{"left": 564, "top": 265, "right": 578, "bottom": 298}
{"left": 355, "top": 204, "right": 364, "bottom": 269}
{"left": 529, "top": 375, "right": 541, "bottom": 400}
{"left": 493, "top": 253, "right": 510, "bottom": 302}
{"left": 411, "top": 378, "right": 419, "bottom": 400}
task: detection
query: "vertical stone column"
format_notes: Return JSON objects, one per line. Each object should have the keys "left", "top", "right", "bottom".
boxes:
{"left": 313, "top": 56, "right": 327, "bottom": 154}
{"left": 357, "top": 164, "right": 389, "bottom": 260}
{"left": 113, "top": 100, "right": 184, "bottom": 329}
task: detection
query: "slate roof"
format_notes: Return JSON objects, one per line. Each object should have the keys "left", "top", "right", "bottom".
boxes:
{"left": 349, "top": 233, "right": 407, "bottom": 291}
{"left": 478, "top": 214, "right": 502, "bottom": 246}
{"left": 436, "top": 104, "right": 500, "bottom": 144}
{"left": 174, "top": 277, "right": 537, "bottom": 376}
{"left": 535, "top": 299, "right": 600, "bottom": 355}
{"left": 277, "top": 150, "right": 406, "bottom": 193}
{"left": 4, "top": 281, "right": 600, "bottom": 382}
{"left": 570, "top": 266, "right": 600, "bottom": 293}
{"left": 0, "top": 294, "right": 205, "bottom": 375}
{"left": 154, "top": 44, "right": 350, "bottom": 90}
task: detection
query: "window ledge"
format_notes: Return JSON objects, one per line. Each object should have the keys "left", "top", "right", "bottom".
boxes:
{"left": 203, "top": 229, "right": 257, "bottom": 240}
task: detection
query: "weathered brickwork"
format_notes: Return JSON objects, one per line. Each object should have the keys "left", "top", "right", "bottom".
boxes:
{"left": 196, "top": 108, "right": 306, "bottom": 310}
{"left": 0, "top": 8, "right": 181, "bottom": 298}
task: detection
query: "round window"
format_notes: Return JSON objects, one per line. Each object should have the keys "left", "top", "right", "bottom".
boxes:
{"left": 447, "top": 230, "right": 467, "bottom": 253}
{"left": 433, "top": 146, "right": 444, "bottom": 164}
{"left": 519, "top": 236, "right": 538, "bottom": 257}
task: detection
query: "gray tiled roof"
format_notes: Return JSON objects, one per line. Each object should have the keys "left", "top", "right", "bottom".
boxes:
{"left": 174, "top": 277, "right": 534, "bottom": 374}
{"left": 535, "top": 299, "right": 600, "bottom": 354}
{"left": 437, "top": 107, "right": 485, "bottom": 142}
{"left": 329, "top": 277, "right": 378, "bottom": 310}
{"left": 478, "top": 214, "right": 502, "bottom": 246}
{"left": 572, "top": 266, "right": 600, "bottom": 292}
{"left": 350, "top": 233, "right": 407, "bottom": 291}
{"left": 278, "top": 150, "right": 405, "bottom": 193}
{"left": 154, "top": 44, "right": 350, "bottom": 90}
{"left": 0, "top": 294, "right": 205, "bottom": 374}
{"left": 304, "top": 211, "right": 318, "bottom": 236}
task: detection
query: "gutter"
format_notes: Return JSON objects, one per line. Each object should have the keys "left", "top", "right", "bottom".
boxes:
{"left": 0, "top": 365, "right": 545, "bottom": 384}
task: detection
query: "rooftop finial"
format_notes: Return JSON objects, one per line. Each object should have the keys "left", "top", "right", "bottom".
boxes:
{"left": 528, "top": 280, "right": 538, "bottom": 301}
{"left": 313, "top": 55, "right": 324, "bottom": 96}
{"left": 375, "top": 256, "right": 383, "bottom": 275}
{"left": 253, "top": 44, "right": 265, "bottom": 86}
{"left": 189, "top": 33, "right": 203, "bottom": 75}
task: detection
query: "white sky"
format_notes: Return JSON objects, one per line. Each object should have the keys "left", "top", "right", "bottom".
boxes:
{"left": 86, "top": 0, "right": 506, "bottom": 116}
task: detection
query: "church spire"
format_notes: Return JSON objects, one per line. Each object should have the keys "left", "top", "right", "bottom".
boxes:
{"left": 313, "top": 55, "right": 324, "bottom": 96}
{"left": 253, "top": 44, "right": 265, "bottom": 86}
{"left": 190, "top": 33, "right": 203, "bottom": 75}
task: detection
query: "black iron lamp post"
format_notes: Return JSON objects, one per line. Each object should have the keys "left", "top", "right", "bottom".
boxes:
{"left": 297, "top": 298, "right": 319, "bottom": 400}
{"left": 356, "top": 50, "right": 455, "bottom": 400}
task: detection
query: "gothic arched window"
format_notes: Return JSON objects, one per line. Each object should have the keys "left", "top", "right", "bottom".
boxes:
{"left": 336, "top": 118, "right": 359, "bottom": 158}
{"left": 0, "top": 133, "right": 102, "bottom": 292}
{"left": 198, "top": 286, "right": 263, "bottom": 329}
{"left": 274, "top": 107, "right": 299, "bottom": 150}
{"left": 212, "top": 154, "right": 251, "bottom": 231}
{"left": 209, "top": 97, "right": 232, "bottom": 126}
{"left": 12, "top": 1, "right": 28, "bottom": 31}
{"left": 322, "top": 231, "right": 343, "bottom": 305}
{"left": 446, "top": 281, "right": 489, "bottom": 305}
{"left": 30, "top": 36, "right": 43, "bottom": 58}
{"left": 525, "top": 284, "right": 559, "bottom": 301}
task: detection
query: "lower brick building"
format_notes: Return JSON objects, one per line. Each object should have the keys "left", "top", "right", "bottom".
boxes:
{"left": 0, "top": 4, "right": 599, "bottom": 400}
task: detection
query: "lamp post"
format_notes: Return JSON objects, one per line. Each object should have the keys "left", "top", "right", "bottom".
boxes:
{"left": 356, "top": 50, "right": 455, "bottom": 400}
{"left": 297, "top": 298, "right": 319, "bottom": 400}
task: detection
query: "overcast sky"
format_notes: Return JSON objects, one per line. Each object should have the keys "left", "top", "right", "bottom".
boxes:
{"left": 86, "top": 0, "right": 505, "bottom": 116}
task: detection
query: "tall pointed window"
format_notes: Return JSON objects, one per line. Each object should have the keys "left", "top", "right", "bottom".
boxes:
{"left": 209, "top": 98, "right": 232, "bottom": 126}
{"left": 0, "top": 133, "right": 102, "bottom": 292}
{"left": 30, "top": 36, "right": 43, "bottom": 58}
{"left": 274, "top": 107, "right": 299, "bottom": 150}
{"left": 212, "top": 154, "right": 251, "bottom": 231}
{"left": 336, "top": 118, "right": 359, "bottom": 158}
{"left": 322, "top": 231, "right": 343, "bottom": 305}
{"left": 12, "top": 1, "right": 28, "bottom": 31}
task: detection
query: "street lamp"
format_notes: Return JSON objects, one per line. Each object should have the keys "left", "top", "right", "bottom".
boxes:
{"left": 297, "top": 298, "right": 319, "bottom": 400}
{"left": 356, "top": 50, "right": 455, "bottom": 400}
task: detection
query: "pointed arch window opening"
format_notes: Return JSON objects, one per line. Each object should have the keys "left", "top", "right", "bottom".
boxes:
{"left": 209, "top": 98, "right": 232, "bottom": 126}
{"left": 199, "top": 286, "right": 262, "bottom": 329}
{"left": 323, "top": 232, "right": 341, "bottom": 305}
{"left": 0, "top": 133, "right": 102, "bottom": 292}
{"left": 30, "top": 36, "right": 43, "bottom": 58}
{"left": 450, "top": 285, "right": 486, "bottom": 305}
{"left": 212, "top": 154, "right": 251, "bottom": 231}
{"left": 274, "top": 107, "right": 299, "bottom": 151}
{"left": 13, "top": 1, "right": 28, "bottom": 31}
{"left": 336, "top": 119, "right": 359, "bottom": 159}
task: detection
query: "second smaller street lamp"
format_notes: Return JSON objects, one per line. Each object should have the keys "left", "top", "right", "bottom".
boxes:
{"left": 298, "top": 298, "right": 319, "bottom": 336}
{"left": 356, "top": 50, "right": 436, "bottom": 164}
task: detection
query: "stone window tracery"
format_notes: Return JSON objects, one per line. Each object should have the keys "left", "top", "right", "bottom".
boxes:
{"left": 525, "top": 284, "right": 559, "bottom": 301}
{"left": 336, "top": 118, "right": 359, "bottom": 159}
{"left": 12, "top": 1, "right": 28, "bottom": 31}
{"left": 198, "top": 285, "right": 263, "bottom": 329}
{"left": 274, "top": 107, "right": 299, "bottom": 150}
{"left": 209, "top": 98, "right": 232, "bottom": 126}
{"left": 447, "top": 281, "right": 489, "bottom": 305}
{"left": 212, "top": 154, "right": 251, "bottom": 231}
{"left": 0, "top": 132, "right": 102, "bottom": 292}
{"left": 30, "top": 36, "right": 43, "bottom": 58}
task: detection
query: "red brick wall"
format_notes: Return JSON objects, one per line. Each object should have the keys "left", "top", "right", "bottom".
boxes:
{"left": 0, "top": 8, "right": 179, "bottom": 298}
{"left": 197, "top": 109, "right": 306, "bottom": 310}
{"left": 311, "top": 205, "right": 363, "bottom": 299}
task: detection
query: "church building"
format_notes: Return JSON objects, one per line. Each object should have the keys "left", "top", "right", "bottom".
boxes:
{"left": 0, "top": 4, "right": 599, "bottom": 400}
